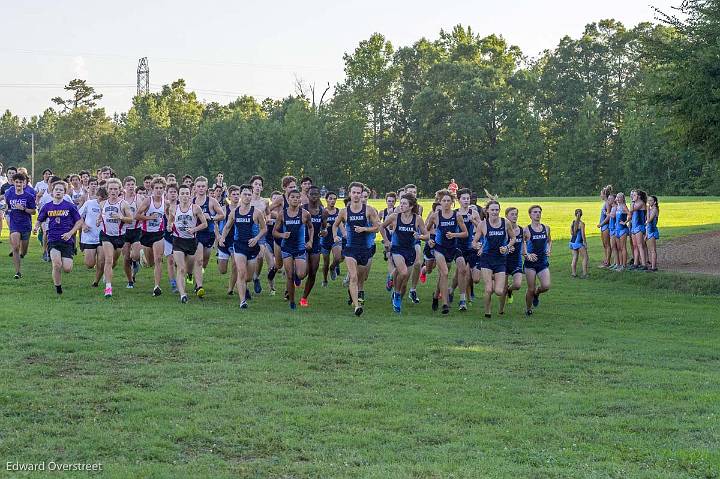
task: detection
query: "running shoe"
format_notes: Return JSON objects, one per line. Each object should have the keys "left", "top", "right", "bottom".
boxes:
{"left": 104, "top": 286, "right": 113, "bottom": 298}
{"left": 240, "top": 300, "right": 249, "bottom": 309}
{"left": 392, "top": 292, "right": 402, "bottom": 313}
{"left": 432, "top": 295, "right": 439, "bottom": 311}
{"left": 289, "top": 301, "right": 297, "bottom": 310}
{"left": 525, "top": 309, "right": 533, "bottom": 317}
{"left": 458, "top": 300, "right": 467, "bottom": 311}
{"left": 132, "top": 260, "right": 140, "bottom": 278}
{"left": 270, "top": 287, "right": 277, "bottom": 296}
{"left": 532, "top": 293, "right": 539, "bottom": 307}
{"left": 484, "top": 313, "right": 491, "bottom": 319}
{"left": 186, "top": 273, "right": 193, "bottom": 284}
{"left": 300, "top": 297, "right": 309, "bottom": 307}
{"left": 180, "top": 295, "right": 188, "bottom": 304}
{"left": 91, "top": 282, "right": 98, "bottom": 288}
{"left": 409, "top": 290, "right": 420, "bottom": 304}
{"left": 153, "top": 286, "right": 162, "bottom": 297}
{"left": 330, "top": 266, "right": 337, "bottom": 281}
{"left": 170, "top": 279, "right": 178, "bottom": 293}
{"left": 507, "top": 290, "right": 514, "bottom": 304}
{"left": 420, "top": 268, "right": 427, "bottom": 284}
{"left": 358, "top": 290, "right": 365, "bottom": 304}
{"left": 195, "top": 286, "right": 205, "bottom": 299}
{"left": 441, "top": 304, "right": 450, "bottom": 315}
{"left": 321, "top": 281, "right": 328, "bottom": 288}
{"left": 227, "top": 290, "right": 234, "bottom": 295}
{"left": 253, "top": 278, "right": 262, "bottom": 294}
{"left": 267, "top": 267, "right": 277, "bottom": 282}
{"left": 293, "top": 273, "right": 301, "bottom": 287}
{"left": 126, "top": 281, "right": 134, "bottom": 289}
{"left": 13, "top": 272, "right": 21, "bottom": 280}
{"left": 354, "top": 306, "right": 364, "bottom": 317}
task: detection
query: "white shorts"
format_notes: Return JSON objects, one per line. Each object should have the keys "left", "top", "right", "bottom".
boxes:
{"left": 163, "top": 239, "right": 173, "bottom": 257}
{"left": 218, "top": 248, "right": 231, "bottom": 261}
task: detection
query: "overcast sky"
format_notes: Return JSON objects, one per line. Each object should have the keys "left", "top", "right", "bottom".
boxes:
{"left": 1, "top": 0, "right": 678, "bottom": 118}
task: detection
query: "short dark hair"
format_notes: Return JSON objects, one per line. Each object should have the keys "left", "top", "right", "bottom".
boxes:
{"left": 250, "top": 175, "right": 264, "bottom": 186}
{"left": 178, "top": 184, "right": 191, "bottom": 192}
{"left": 300, "top": 176, "right": 312, "bottom": 184}
{"left": 42, "top": 168, "right": 53, "bottom": 175}
{"left": 282, "top": 176, "right": 297, "bottom": 188}
{"left": 325, "top": 191, "right": 337, "bottom": 199}
{"left": 348, "top": 181, "right": 364, "bottom": 192}
{"left": 239, "top": 184, "right": 252, "bottom": 194}
{"left": 182, "top": 174, "right": 193, "bottom": 181}
{"left": 12, "top": 172, "right": 28, "bottom": 182}
{"left": 143, "top": 175, "right": 153, "bottom": 182}
{"left": 457, "top": 188, "right": 472, "bottom": 199}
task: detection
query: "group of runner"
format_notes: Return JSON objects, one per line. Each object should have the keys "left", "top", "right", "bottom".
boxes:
{"left": 1, "top": 166, "right": 553, "bottom": 317}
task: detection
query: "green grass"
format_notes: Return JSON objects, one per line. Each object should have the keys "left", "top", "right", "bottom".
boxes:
{"left": 0, "top": 197, "right": 718, "bottom": 478}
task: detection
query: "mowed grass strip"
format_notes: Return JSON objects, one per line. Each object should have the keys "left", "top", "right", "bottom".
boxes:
{"left": 0, "top": 197, "right": 718, "bottom": 478}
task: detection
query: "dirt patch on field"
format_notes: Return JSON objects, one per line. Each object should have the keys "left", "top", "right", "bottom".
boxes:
{"left": 657, "top": 230, "right": 720, "bottom": 276}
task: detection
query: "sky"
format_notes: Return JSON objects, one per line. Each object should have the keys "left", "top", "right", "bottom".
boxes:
{"left": 1, "top": 0, "right": 678, "bottom": 118}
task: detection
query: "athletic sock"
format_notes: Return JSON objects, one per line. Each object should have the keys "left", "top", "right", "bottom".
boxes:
{"left": 460, "top": 293, "right": 466, "bottom": 301}
{"left": 105, "top": 282, "right": 111, "bottom": 289}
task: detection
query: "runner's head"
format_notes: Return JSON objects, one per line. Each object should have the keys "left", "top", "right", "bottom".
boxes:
{"left": 528, "top": 204, "right": 542, "bottom": 221}
{"left": 282, "top": 176, "right": 297, "bottom": 194}
{"left": 99, "top": 166, "right": 112, "bottom": 180}
{"left": 12, "top": 172, "right": 28, "bottom": 190}
{"left": 404, "top": 184, "right": 417, "bottom": 197}
{"left": 648, "top": 195, "right": 658, "bottom": 210}
{"left": 69, "top": 174, "right": 81, "bottom": 188}
{"left": 300, "top": 176, "right": 312, "bottom": 193}
{"left": 308, "top": 185, "right": 320, "bottom": 204}
{"left": 228, "top": 185, "right": 240, "bottom": 205}
{"left": 287, "top": 189, "right": 301, "bottom": 207}
{"left": 505, "top": 206, "right": 518, "bottom": 224}
{"left": 151, "top": 177, "right": 166, "bottom": 198}
{"left": 601, "top": 184, "right": 613, "bottom": 201}
{"left": 270, "top": 190, "right": 283, "bottom": 204}
{"left": 123, "top": 176, "right": 136, "bottom": 195}
{"left": 348, "top": 182, "right": 364, "bottom": 204}
{"left": 362, "top": 186, "right": 370, "bottom": 204}
{"left": 385, "top": 192, "right": 397, "bottom": 209}
{"left": 51, "top": 180, "right": 68, "bottom": 199}
{"left": 96, "top": 186, "right": 108, "bottom": 201}
{"left": 399, "top": 194, "right": 418, "bottom": 215}
{"left": 88, "top": 176, "right": 98, "bottom": 195}
{"left": 106, "top": 178, "right": 122, "bottom": 199}
{"left": 42, "top": 168, "right": 53, "bottom": 181}
{"left": 458, "top": 188, "right": 472, "bottom": 208}
{"left": 166, "top": 182, "right": 178, "bottom": 202}
{"left": 178, "top": 184, "right": 191, "bottom": 203}
{"left": 239, "top": 184, "right": 253, "bottom": 205}
{"left": 485, "top": 200, "right": 500, "bottom": 219}
{"left": 216, "top": 172, "right": 224, "bottom": 184}
{"left": 194, "top": 176, "right": 208, "bottom": 196}
{"left": 143, "top": 175, "right": 153, "bottom": 191}
{"left": 437, "top": 189, "right": 455, "bottom": 211}
{"left": 250, "top": 175, "right": 264, "bottom": 195}
{"left": 325, "top": 191, "right": 337, "bottom": 208}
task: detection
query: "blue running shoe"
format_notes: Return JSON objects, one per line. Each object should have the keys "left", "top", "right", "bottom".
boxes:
{"left": 293, "top": 273, "right": 301, "bottom": 287}
{"left": 392, "top": 292, "right": 402, "bottom": 313}
{"left": 458, "top": 300, "right": 467, "bottom": 311}
{"left": 289, "top": 301, "right": 297, "bottom": 310}
{"left": 532, "top": 293, "right": 540, "bottom": 307}
{"left": 253, "top": 277, "right": 262, "bottom": 294}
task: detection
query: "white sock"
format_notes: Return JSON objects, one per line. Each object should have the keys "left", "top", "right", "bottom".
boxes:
{"left": 105, "top": 282, "right": 111, "bottom": 289}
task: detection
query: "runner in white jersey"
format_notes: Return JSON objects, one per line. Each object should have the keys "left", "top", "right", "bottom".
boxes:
{"left": 78, "top": 177, "right": 104, "bottom": 287}
{"left": 168, "top": 184, "right": 207, "bottom": 303}
{"left": 135, "top": 177, "right": 167, "bottom": 297}
{"left": 163, "top": 183, "right": 179, "bottom": 293}
{"left": 97, "top": 178, "right": 134, "bottom": 298}
{"left": 121, "top": 176, "right": 142, "bottom": 288}
{"left": 69, "top": 174, "right": 86, "bottom": 207}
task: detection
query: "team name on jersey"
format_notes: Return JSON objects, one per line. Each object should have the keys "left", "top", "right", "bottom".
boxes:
{"left": 531, "top": 232, "right": 547, "bottom": 240}
{"left": 9, "top": 199, "right": 27, "bottom": 208}
{"left": 236, "top": 216, "right": 252, "bottom": 223}
{"left": 397, "top": 225, "right": 415, "bottom": 232}
{"left": 285, "top": 219, "right": 301, "bottom": 225}
{"left": 311, "top": 216, "right": 322, "bottom": 224}
{"left": 48, "top": 209, "right": 70, "bottom": 217}
{"left": 487, "top": 230, "right": 505, "bottom": 237}
{"left": 439, "top": 220, "right": 456, "bottom": 227}
{"left": 348, "top": 215, "right": 365, "bottom": 222}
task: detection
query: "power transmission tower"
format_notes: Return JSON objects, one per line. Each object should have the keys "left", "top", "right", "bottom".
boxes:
{"left": 137, "top": 57, "right": 149, "bottom": 96}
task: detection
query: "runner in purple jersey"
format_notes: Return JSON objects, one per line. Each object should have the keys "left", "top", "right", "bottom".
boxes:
{"left": 33, "top": 181, "right": 83, "bottom": 294}
{"left": 4, "top": 172, "right": 36, "bottom": 279}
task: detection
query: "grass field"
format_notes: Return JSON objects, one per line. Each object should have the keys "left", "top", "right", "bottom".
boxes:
{"left": 0, "top": 197, "right": 718, "bottom": 478}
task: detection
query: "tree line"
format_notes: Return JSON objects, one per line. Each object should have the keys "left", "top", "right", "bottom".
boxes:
{"left": 1, "top": 3, "right": 719, "bottom": 196}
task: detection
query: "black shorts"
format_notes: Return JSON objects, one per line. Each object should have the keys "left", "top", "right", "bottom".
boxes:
{"left": 80, "top": 242, "right": 99, "bottom": 251}
{"left": 343, "top": 247, "right": 372, "bottom": 266}
{"left": 173, "top": 236, "right": 198, "bottom": 256}
{"left": 100, "top": 232, "right": 125, "bottom": 250}
{"left": 48, "top": 241, "right": 76, "bottom": 259}
{"left": 434, "top": 244, "right": 460, "bottom": 262}
{"left": 196, "top": 232, "right": 216, "bottom": 249}
{"left": 140, "top": 231, "right": 164, "bottom": 248}
{"left": 10, "top": 230, "right": 31, "bottom": 241}
{"left": 124, "top": 228, "right": 142, "bottom": 244}
{"left": 390, "top": 247, "right": 416, "bottom": 267}
{"left": 479, "top": 255, "right": 507, "bottom": 274}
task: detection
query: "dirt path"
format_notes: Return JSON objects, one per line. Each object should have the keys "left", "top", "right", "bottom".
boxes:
{"left": 657, "top": 230, "right": 720, "bottom": 276}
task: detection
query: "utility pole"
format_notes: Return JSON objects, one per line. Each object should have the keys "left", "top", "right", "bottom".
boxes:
{"left": 31, "top": 133, "right": 35, "bottom": 183}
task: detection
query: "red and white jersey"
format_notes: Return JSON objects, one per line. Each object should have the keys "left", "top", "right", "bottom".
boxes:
{"left": 122, "top": 194, "right": 140, "bottom": 233}
{"left": 100, "top": 198, "right": 126, "bottom": 237}
{"left": 143, "top": 196, "right": 165, "bottom": 233}
{"left": 172, "top": 204, "right": 195, "bottom": 239}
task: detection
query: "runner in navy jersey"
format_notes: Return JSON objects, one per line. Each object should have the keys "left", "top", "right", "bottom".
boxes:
{"left": 273, "top": 189, "right": 314, "bottom": 310}
{"left": 332, "top": 182, "right": 381, "bottom": 316}
{"left": 299, "top": 186, "right": 326, "bottom": 307}
{"left": 268, "top": 176, "right": 298, "bottom": 286}
{"left": 425, "top": 189, "right": 468, "bottom": 314}
{"left": 320, "top": 191, "right": 343, "bottom": 286}
{"left": 498, "top": 206, "right": 524, "bottom": 315}
{"left": 451, "top": 188, "right": 483, "bottom": 311}
{"left": 475, "top": 199, "right": 515, "bottom": 318}
{"left": 192, "top": 176, "right": 226, "bottom": 273}
{"left": 219, "top": 184, "right": 266, "bottom": 309}
{"left": 380, "top": 194, "right": 429, "bottom": 313}
{"left": 381, "top": 192, "right": 397, "bottom": 291}
{"left": 523, "top": 204, "right": 552, "bottom": 316}
{"left": 217, "top": 185, "right": 240, "bottom": 294}
{"left": 249, "top": 175, "right": 272, "bottom": 295}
